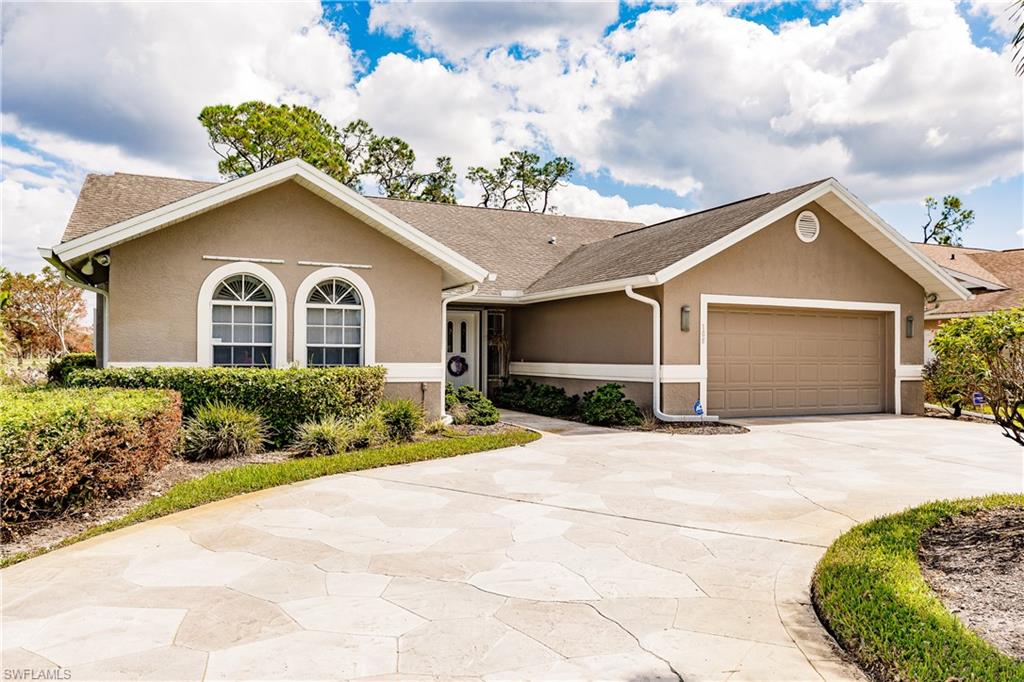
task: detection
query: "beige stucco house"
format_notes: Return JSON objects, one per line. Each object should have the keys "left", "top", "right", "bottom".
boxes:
{"left": 42, "top": 159, "right": 970, "bottom": 419}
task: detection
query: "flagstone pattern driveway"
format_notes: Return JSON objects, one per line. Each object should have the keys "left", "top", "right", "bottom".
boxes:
{"left": 3, "top": 413, "right": 1021, "bottom": 681}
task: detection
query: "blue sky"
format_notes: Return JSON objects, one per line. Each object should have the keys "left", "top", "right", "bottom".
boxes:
{"left": 2, "top": 0, "right": 1022, "bottom": 275}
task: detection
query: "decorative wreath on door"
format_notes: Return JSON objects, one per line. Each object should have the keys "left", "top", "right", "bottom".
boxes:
{"left": 447, "top": 355, "right": 469, "bottom": 377}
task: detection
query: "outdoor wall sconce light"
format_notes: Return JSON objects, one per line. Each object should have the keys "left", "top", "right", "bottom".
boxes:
{"left": 681, "top": 305, "right": 691, "bottom": 332}
{"left": 906, "top": 314, "right": 914, "bottom": 338}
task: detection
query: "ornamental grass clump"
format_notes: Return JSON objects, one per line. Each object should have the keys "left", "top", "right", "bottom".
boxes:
{"left": 181, "top": 402, "right": 268, "bottom": 461}
{"left": 292, "top": 414, "right": 357, "bottom": 457}
{"left": 378, "top": 399, "right": 426, "bottom": 442}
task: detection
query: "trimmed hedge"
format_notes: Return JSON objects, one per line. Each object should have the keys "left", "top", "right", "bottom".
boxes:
{"left": 448, "top": 385, "right": 500, "bottom": 426}
{"left": 67, "top": 365, "right": 387, "bottom": 448}
{"left": 46, "top": 352, "right": 97, "bottom": 385}
{"left": 1, "top": 387, "right": 181, "bottom": 538}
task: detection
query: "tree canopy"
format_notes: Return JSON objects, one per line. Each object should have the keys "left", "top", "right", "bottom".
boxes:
{"left": 920, "top": 195, "right": 974, "bottom": 245}
{"left": 467, "top": 150, "right": 574, "bottom": 213}
{"left": 199, "top": 102, "right": 455, "bottom": 203}
{"left": 1, "top": 267, "right": 90, "bottom": 362}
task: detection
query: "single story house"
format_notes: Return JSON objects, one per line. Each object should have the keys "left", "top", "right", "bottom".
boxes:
{"left": 42, "top": 159, "right": 970, "bottom": 419}
{"left": 915, "top": 243, "right": 1023, "bottom": 361}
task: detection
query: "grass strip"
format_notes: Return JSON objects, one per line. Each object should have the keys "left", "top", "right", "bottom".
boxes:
{"left": 1, "top": 430, "right": 538, "bottom": 568}
{"left": 812, "top": 493, "right": 1024, "bottom": 682}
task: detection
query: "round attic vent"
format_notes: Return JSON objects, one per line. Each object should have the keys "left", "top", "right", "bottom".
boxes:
{"left": 795, "top": 210, "right": 820, "bottom": 243}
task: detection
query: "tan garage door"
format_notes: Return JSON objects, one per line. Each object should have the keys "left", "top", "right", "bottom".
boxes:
{"left": 707, "top": 306, "right": 886, "bottom": 417}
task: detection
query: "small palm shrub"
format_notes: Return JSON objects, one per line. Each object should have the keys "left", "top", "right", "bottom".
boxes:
{"left": 579, "top": 383, "right": 643, "bottom": 427}
{"left": 181, "top": 402, "right": 268, "bottom": 461}
{"left": 379, "top": 399, "right": 425, "bottom": 442}
{"left": 293, "top": 414, "right": 356, "bottom": 457}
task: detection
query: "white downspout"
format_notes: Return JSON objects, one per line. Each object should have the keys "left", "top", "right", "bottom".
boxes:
{"left": 440, "top": 284, "right": 479, "bottom": 421}
{"left": 625, "top": 285, "right": 717, "bottom": 423}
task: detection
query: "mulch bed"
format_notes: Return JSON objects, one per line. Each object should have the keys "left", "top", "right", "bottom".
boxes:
{"left": 1, "top": 423, "right": 518, "bottom": 560}
{"left": 918, "top": 507, "right": 1024, "bottom": 661}
{"left": 633, "top": 421, "right": 748, "bottom": 435}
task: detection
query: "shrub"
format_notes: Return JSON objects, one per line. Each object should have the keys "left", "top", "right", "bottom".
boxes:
{"left": 0, "top": 386, "right": 181, "bottom": 538}
{"left": 930, "top": 308, "right": 1024, "bottom": 444}
{"left": 923, "top": 356, "right": 966, "bottom": 417}
{"left": 579, "top": 383, "right": 643, "bottom": 426}
{"left": 448, "top": 384, "right": 500, "bottom": 426}
{"left": 68, "top": 365, "right": 386, "bottom": 448}
{"left": 379, "top": 399, "right": 425, "bottom": 442}
{"left": 181, "top": 402, "right": 268, "bottom": 461}
{"left": 445, "top": 383, "right": 459, "bottom": 410}
{"left": 493, "top": 378, "right": 578, "bottom": 417}
{"left": 293, "top": 414, "right": 356, "bottom": 457}
{"left": 46, "top": 352, "right": 96, "bottom": 385}
{"left": 456, "top": 385, "right": 503, "bottom": 421}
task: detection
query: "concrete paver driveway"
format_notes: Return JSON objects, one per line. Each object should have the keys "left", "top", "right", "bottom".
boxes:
{"left": 3, "top": 413, "right": 1020, "bottom": 681}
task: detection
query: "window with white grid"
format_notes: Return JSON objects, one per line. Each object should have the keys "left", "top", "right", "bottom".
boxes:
{"left": 211, "top": 274, "right": 273, "bottom": 367}
{"left": 305, "top": 278, "right": 363, "bottom": 366}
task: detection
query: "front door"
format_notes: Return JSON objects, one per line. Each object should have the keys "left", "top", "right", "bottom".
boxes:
{"left": 446, "top": 310, "right": 479, "bottom": 390}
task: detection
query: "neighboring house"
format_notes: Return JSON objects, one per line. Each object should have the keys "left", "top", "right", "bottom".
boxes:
{"left": 41, "top": 159, "right": 969, "bottom": 419}
{"left": 915, "top": 243, "right": 1024, "bottom": 361}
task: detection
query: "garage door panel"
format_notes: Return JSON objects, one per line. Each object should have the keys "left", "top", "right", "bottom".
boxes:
{"left": 708, "top": 306, "right": 885, "bottom": 418}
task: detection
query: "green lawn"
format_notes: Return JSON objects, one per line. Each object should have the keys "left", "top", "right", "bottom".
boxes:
{"left": 1, "top": 430, "right": 538, "bottom": 568}
{"left": 813, "top": 494, "right": 1024, "bottom": 682}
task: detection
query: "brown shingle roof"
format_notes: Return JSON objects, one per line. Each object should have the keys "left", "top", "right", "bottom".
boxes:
{"left": 58, "top": 169, "right": 838, "bottom": 298}
{"left": 917, "top": 245, "right": 1024, "bottom": 317}
{"left": 62, "top": 173, "right": 218, "bottom": 242}
{"left": 526, "top": 179, "right": 827, "bottom": 293}
{"left": 367, "top": 197, "right": 637, "bottom": 296}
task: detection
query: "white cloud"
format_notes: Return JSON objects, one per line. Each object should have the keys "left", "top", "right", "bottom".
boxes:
{"left": 553, "top": 183, "right": 683, "bottom": 224}
{"left": 368, "top": 0, "right": 620, "bottom": 59}
{"left": 965, "top": 0, "right": 1017, "bottom": 39}
{"left": 0, "top": 180, "right": 78, "bottom": 273}
{"left": 468, "top": 1, "right": 1022, "bottom": 205}
{"left": 1, "top": 1, "right": 358, "bottom": 179}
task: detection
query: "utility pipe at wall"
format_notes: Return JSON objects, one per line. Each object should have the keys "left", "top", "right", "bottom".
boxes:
{"left": 624, "top": 285, "right": 718, "bottom": 423}
{"left": 440, "top": 284, "right": 479, "bottom": 422}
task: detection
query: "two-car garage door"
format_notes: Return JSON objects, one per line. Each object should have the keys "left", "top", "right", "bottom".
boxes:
{"left": 707, "top": 306, "right": 886, "bottom": 418}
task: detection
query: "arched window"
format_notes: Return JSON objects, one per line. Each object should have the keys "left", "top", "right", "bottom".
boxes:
{"left": 211, "top": 274, "right": 274, "bottom": 367}
{"left": 305, "top": 278, "right": 363, "bottom": 366}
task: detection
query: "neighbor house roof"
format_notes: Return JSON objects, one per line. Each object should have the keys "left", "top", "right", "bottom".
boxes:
{"left": 51, "top": 159, "right": 969, "bottom": 303}
{"left": 916, "top": 244, "right": 1023, "bottom": 317}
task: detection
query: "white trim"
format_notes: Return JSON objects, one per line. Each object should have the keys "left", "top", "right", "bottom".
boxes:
{"left": 508, "top": 361, "right": 705, "bottom": 384}
{"left": 54, "top": 158, "right": 488, "bottom": 287}
{"left": 700, "top": 294, "right": 904, "bottom": 415}
{"left": 298, "top": 260, "right": 372, "bottom": 269}
{"left": 379, "top": 362, "right": 444, "bottom": 382}
{"left": 509, "top": 361, "right": 652, "bottom": 382}
{"left": 203, "top": 255, "right": 284, "bottom": 264}
{"left": 661, "top": 364, "right": 706, "bottom": 382}
{"left": 108, "top": 361, "right": 200, "bottom": 368}
{"left": 197, "top": 261, "right": 288, "bottom": 368}
{"left": 896, "top": 364, "right": 924, "bottom": 380}
{"left": 293, "top": 267, "right": 376, "bottom": 367}
{"left": 939, "top": 266, "right": 1004, "bottom": 292}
